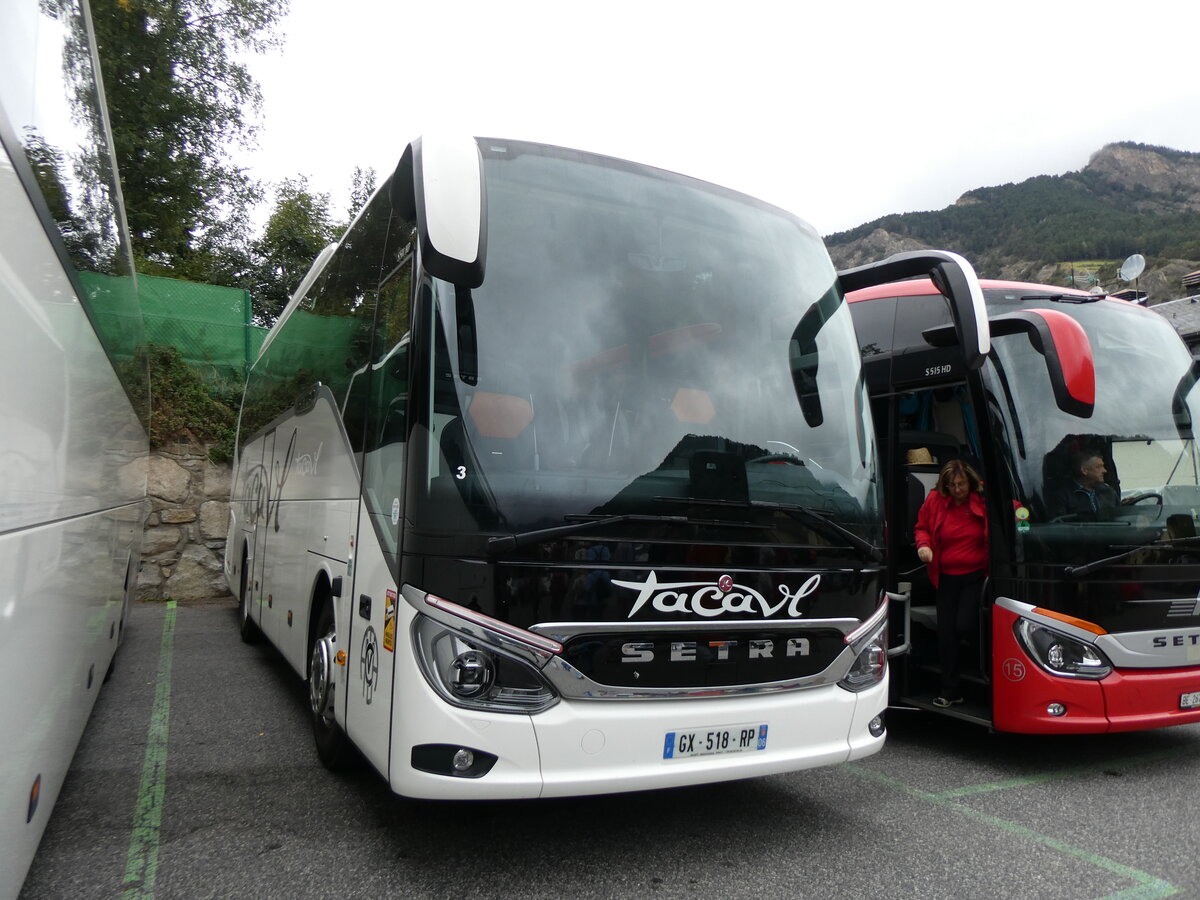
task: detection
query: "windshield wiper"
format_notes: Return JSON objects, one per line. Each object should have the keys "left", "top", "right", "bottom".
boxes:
{"left": 1019, "top": 293, "right": 1105, "bottom": 304}
{"left": 486, "top": 513, "right": 765, "bottom": 554}
{"left": 653, "top": 496, "right": 883, "bottom": 563}
{"left": 1063, "top": 535, "right": 1200, "bottom": 577}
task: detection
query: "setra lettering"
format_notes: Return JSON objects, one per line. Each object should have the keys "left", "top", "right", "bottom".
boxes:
{"left": 622, "top": 637, "right": 811, "bottom": 663}
{"left": 1152, "top": 633, "right": 1200, "bottom": 648}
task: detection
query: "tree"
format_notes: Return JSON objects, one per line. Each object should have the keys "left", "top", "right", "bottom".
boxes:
{"left": 86, "top": 0, "right": 288, "bottom": 279}
{"left": 345, "top": 165, "right": 378, "bottom": 226}
{"left": 252, "top": 177, "right": 337, "bottom": 323}
{"left": 21, "top": 127, "right": 114, "bottom": 271}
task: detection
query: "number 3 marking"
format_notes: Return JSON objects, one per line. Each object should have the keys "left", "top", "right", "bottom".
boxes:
{"left": 455, "top": 465, "right": 467, "bottom": 480}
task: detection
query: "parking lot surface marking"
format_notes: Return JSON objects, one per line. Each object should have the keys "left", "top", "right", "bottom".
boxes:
{"left": 932, "top": 747, "right": 1198, "bottom": 801}
{"left": 844, "top": 763, "right": 1179, "bottom": 900}
{"left": 121, "top": 601, "right": 177, "bottom": 900}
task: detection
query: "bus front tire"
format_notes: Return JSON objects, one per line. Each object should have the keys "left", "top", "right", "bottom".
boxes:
{"left": 309, "top": 600, "right": 353, "bottom": 770}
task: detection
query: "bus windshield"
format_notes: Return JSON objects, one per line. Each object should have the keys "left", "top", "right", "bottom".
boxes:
{"left": 982, "top": 291, "right": 1200, "bottom": 563}
{"left": 412, "top": 140, "right": 879, "bottom": 546}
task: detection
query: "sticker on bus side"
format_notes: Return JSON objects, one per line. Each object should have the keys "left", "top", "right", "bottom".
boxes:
{"left": 384, "top": 589, "right": 397, "bottom": 652}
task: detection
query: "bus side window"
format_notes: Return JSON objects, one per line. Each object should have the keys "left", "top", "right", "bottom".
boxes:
{"left": 361, "top": 253, "right": 413, "bottom": 552}
{"left": 315, "top": 199, "right": 392, "bottom": 452}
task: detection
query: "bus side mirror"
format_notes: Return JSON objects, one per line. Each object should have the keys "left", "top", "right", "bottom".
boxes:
{"left": 392, "top": 135, "right": 487, "bottom": 288}
{"left": 1170, "top": 357, "right": 1200, "bottom": 438}
{"left": 788, "top": 287, "right": 842, "bottom": 427}
{"left": 989, "top": 309, "right": 1095, "bottom": 418}
{"left": 838, "top": 250, "right": 988, "bottom": 370}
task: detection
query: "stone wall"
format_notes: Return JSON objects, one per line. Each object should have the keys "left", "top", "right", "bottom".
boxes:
{"left": 129, "top": 440, "right": 233, "bottom": 601}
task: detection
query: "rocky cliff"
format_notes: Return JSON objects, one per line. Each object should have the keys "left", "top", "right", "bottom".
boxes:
{"left": 826, "top": 142, "right": 1200, "bottom": 302}
{"left": 1084, "top": 144, "right": 1200, "bottom": 214}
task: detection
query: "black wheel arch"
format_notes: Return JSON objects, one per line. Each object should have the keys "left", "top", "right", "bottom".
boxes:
{"left": 307, "top": 570, "right": 334, "bottom": 678}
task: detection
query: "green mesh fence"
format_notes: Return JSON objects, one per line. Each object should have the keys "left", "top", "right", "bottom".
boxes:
{"left": 255, "top": 307, "right": 364, "bottom": 385}
{"left": 76, "top": 270, "right": 143, "bottom": 363}
{"left": 80, "top": 271, "right": 268, "bottom": 380}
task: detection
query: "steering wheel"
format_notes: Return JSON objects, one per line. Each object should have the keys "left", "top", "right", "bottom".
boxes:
{"left": 1123, "top": 492, "right": 1163, "bottom": 506}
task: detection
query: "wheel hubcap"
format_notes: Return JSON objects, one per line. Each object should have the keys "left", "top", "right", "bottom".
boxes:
{"left": 309, "top": 634, "right": 334, "bottom": 721}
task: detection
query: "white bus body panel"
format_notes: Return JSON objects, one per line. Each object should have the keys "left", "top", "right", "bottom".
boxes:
{"left": 380, "top": 598, "right": 548, "bottom": 800}
{"left": 229, "top": 392, "right": 359, "bottom": 678}
{"left": 0, "top": 142, "right": 147, "bottom": 896}
{"left": 375, "top": 595, "right": 887, "bottom": 800}
{"left": 339, "top": 503, "right": 400, "bottom": 778}
{"left": 533, "top": 680, "right": 886, "bottom": 799}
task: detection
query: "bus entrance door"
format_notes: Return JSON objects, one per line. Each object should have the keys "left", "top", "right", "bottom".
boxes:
{"left": 341, "top": 502, "right": 396, "bottom": 780}
{"left": 248, "top": 429, "right": 275, "bottom": 636}
{"left": 886, "top": 385, "right": 992, "bottom": 724}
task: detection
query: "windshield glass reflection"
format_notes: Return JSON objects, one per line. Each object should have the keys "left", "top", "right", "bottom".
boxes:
{"left": 415, "top": 141, "right": 880, "bottom": 544}
{"left": 984, "top": 293, "right": 1200, "bottom": 563}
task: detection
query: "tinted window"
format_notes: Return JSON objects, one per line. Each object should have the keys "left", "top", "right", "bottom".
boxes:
{"left": 848, "top": 296, "right": 897, "bottom": 357}
{"left": 892, "top": 294, "right": 954, "bottom": 351}
{"left": 241, "top": 199, "right": 396, "bottom": 451}
{"left": 361, "top": 255, "right": 413, "bottom": 557}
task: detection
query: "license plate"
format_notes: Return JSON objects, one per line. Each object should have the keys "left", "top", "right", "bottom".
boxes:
{"left": 663, "top": 724, "right": 767, "bottom": 760}
{"left": 1181, "top": 691, "right": 1200, "bottom": 710}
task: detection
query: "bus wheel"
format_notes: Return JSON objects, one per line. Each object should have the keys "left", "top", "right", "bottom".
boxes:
{"left": 237, "top": 549, "right": 261, "bottom": 644}
{"left": 309, "top": 600, "right": 353, "bottom": 769}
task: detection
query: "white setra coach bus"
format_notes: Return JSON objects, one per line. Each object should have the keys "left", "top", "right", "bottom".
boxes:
{"left": 0, "top": 0, "right": 148, "bottom": 895}
{"left": 226, "top": 134, "right": 984, "bottom": 799}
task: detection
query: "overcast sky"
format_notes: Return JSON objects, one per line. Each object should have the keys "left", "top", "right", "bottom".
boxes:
{"left": 243, "top": 0, "right": 1200, "bottom": 236}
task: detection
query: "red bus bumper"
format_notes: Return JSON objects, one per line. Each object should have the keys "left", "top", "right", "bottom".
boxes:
{"left": 992, "top": 605, "right": 1200, "bottom": 733}
{"left": 1101, "top": 668, "right": 1200, "bottom": 732}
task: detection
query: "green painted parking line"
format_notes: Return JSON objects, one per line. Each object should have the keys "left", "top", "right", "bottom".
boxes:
{"left": 933, "top": 747, "right": 1198, "bottom": 800}
{"left": 120, "top": 601, "right": 177, "bottom": 900}
{"left": 844, "top": 764, "right": 1180, "bottom": 900}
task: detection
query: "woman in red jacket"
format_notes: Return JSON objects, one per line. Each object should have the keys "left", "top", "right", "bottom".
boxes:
{"left": 914, "top": 459, "right": 988, "bottom": 708}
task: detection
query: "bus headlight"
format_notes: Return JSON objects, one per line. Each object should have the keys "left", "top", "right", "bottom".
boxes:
{"left": 413, "top": 616, "right": 558, "bottom": 713}
{"left": 839, "top": 621, "right": 888, "bottom": 693}
{"left": 449, "top": 650, "right": 494, "bottom": 698}
{"left": 1015, "top": 619, "right": 1112, "bottom": 680}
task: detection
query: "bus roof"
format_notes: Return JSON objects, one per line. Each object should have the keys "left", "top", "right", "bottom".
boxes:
{"left": 844, "top": 278, "right": 1095, "bottom": 303}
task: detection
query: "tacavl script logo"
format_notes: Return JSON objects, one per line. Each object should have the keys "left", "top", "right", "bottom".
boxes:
{"left": 613, "top": 571, "right": 820, "bottom": 618}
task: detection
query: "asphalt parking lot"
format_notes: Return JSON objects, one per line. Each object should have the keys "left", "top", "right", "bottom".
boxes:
{"left": 19, "top": 599, "right": 1200, "bottom": 899}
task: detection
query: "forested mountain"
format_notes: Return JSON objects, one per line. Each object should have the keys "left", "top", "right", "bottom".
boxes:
{"left": 825, "top": 143, "right": 1200, "bottom": 302}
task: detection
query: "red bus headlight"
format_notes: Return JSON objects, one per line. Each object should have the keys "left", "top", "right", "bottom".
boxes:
{"left": 1014, "top": 619, "right": 1112, "bottom": 680}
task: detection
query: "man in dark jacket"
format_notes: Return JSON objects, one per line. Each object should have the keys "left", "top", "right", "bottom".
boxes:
{"left": 1050, "top": 452, "right": 1121, "bottom": 520}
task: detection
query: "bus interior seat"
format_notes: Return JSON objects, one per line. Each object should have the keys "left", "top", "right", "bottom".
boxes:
{"left": 905, "top": 467, "right": 940, "bottom": 544}
{"left": 1167, "top": 513, "right": 1196, "bottom": 540}
{"left": 466, "top": 391, "right": 535, "bottom": 472}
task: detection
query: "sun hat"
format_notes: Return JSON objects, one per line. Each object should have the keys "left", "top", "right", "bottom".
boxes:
{"left": 905, "top": 447, "right": 935, "bottom": 465}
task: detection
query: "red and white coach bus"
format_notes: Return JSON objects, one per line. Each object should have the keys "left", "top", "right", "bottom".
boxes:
{"left": 842, "top": 267, "right": 1200, "bottom": 733}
